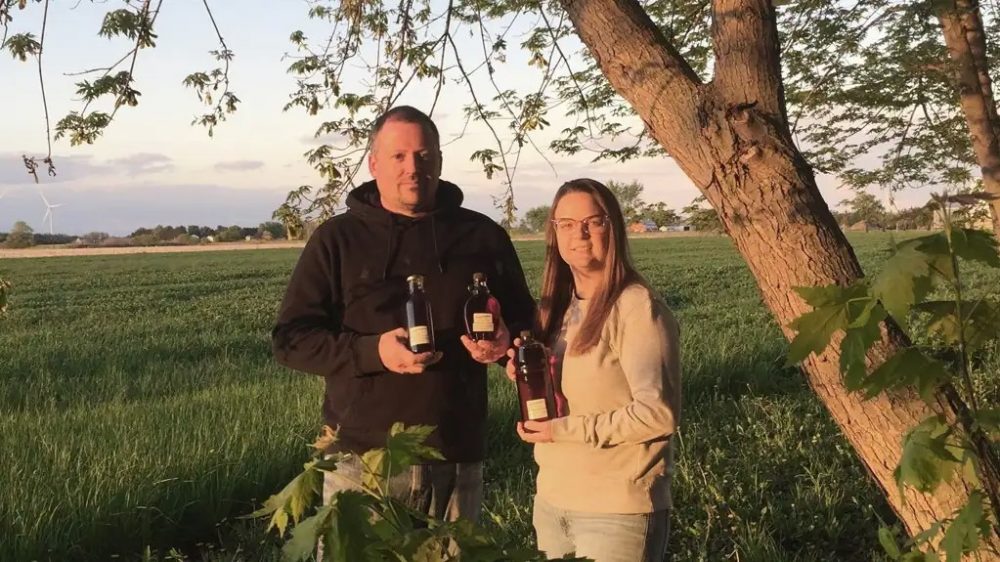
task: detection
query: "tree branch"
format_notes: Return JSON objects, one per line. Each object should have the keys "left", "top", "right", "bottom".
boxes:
{"left": 711, "top": 0, "right": 787, "bottom": 126}
{"left": 428, "top": 0, "right": 452, "bottom": 116}
{"left": 557, "top": 0, "right": 705, "bottom": 182}
{"left": 447, "top": 33, "right": 514, "bottom": 215}
{"left": 787, "top": 3, "right": 894, "bottom": 134}
{"left": 37, "top": 0, "right": 52, "bottom": 164}
{"left": 538, "top": 8, "right": 597, "bottom": 138}
{"left": 955, "top": 0, "right": 1000, "bottom": 133}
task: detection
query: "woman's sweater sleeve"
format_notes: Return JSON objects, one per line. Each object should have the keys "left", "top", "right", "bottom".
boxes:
{"left": 550, "top": 294, "right": 681, "bottom": 447}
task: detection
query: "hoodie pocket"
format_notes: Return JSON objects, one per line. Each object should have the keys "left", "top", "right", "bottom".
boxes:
{"left": 330, "top": 375, "right": 374, "bottom": 426}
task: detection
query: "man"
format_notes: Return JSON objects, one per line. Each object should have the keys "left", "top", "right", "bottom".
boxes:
{"left": 271, "top": 106, "right": 536, "bottom": 527}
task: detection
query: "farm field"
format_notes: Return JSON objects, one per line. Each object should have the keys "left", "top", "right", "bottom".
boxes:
{"left": 1, "top": 233, "right": 997, "bottom": 561}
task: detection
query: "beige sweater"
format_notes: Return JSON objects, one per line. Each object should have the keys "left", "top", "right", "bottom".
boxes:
{"left": 535, "top": 284, "right": 681, "bottom": 514}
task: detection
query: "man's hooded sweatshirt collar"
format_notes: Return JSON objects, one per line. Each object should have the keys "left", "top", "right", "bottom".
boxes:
{"left": 345, "top": 180, "right": 464, "bottom": 279}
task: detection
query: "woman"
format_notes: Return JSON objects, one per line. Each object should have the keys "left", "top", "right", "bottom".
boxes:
{"left": 506, "top": 178, "right": 681, "bottom": 562}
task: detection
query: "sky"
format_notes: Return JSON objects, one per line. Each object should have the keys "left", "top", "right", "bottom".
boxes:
{"left": 0, "top": 0, "right": 929, "bottom": 236}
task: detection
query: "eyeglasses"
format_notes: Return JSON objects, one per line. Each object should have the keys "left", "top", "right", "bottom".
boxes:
{"left": 551, "top": 214, "right": 610, "bottom": 233}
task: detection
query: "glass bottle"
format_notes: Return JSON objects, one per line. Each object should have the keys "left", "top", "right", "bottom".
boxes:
{"left": 464, "top": 272, "right": 499, "bottom": 341}
{"left": 515, "top": 330, "right": 555, "bottom": 422}
{"left": 405, "top": 274, "right": 435, "bottom": 353}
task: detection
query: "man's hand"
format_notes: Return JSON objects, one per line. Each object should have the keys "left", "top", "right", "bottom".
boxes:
{"left": 460, "top": 316, "right": 511, "bottom": 364}
{"left": 378, "top": 327, "right": 442, "bottom": 374}
{"left": 516, "top": 420, "right": 554, "bottom": 443}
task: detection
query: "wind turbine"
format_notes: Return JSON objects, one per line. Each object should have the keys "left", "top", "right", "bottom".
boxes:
{"left": 38, "top": 189, "right": 62, "bottom": 235}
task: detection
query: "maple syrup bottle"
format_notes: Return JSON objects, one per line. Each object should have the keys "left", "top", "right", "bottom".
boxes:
{"left": 464, "top": 272, "right": 499, "bottom": 341}
{"left": 516, "top": 330, "right": 555, "bottom": 422}
{"left": 405, "top": 274, "right": 435, "bottom": 353}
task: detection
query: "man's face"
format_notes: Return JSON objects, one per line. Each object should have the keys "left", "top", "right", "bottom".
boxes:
{"left": 368, "top": 119, "right": 442, "bottom": 216}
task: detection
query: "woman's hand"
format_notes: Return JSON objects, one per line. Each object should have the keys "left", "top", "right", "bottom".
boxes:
{"left": 516, "top": 420, "right": 553, "bottom": 443}
{"left": 503, "top": 336, "right": 523, "bottom": 382}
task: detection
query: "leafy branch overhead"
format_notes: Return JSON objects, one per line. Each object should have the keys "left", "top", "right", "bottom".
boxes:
{"left": 2, "top": 0, "right": 236, "bottom": 161}
{"left": 786, "top": 195, "right": 1000, "bottom": 560}
{"left": 7, "top": 0, "right": 1000, "bottom": 227}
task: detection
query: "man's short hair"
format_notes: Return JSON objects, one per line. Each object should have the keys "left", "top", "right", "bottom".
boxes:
{"left": 371, "top": 105, "right": 440, "bottom": 147}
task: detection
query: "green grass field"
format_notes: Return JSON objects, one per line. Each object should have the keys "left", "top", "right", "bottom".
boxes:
{"left": 1, "top": 233, "right": 997, "bottom": 561}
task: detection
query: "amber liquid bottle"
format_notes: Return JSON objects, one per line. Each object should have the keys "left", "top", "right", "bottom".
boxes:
{"left": 464, "top": 272, "right": 499, "bottom": 341}
{"left": 405, "top": 274, "right": 435, "bottom": 353}
{"left": 516, "top": 330, "right": 555, "bottom": 422}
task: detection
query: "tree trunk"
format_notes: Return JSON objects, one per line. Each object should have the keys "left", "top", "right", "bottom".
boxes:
{"left": 939, "top": 0, "right": 1000, "bottom": 236}
{"left": 559, "top": 0, "right": 999, "bottom": 555}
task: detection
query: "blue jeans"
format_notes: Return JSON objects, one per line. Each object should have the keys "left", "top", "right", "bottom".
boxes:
{"left": 533, "top": 495, "right": 670, "bottom": 562}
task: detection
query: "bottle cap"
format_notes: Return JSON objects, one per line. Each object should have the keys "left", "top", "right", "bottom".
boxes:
{"left": 472, "top": 272, "right": 486, "bottom": 282}
{"left": 406, "top": 274, "right": 424, "bottom": 284}
{"left": 519, "top": 330, "right": 532, "bottom": 340}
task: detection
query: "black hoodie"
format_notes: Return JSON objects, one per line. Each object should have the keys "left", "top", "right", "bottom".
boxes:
{"left": 272, "top": 180, "right": 536, "bottom": 462}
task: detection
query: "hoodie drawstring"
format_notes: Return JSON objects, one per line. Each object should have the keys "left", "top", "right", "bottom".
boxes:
{"left": 382, "top": 215, "right": 396, "bottom": 280}
{"left": 431, "top": 215, "right": 444, "bottom": 273}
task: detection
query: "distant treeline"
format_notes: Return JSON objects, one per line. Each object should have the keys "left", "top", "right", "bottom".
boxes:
{"left": 0, "top": 222, "right": 289, "bottom": 249}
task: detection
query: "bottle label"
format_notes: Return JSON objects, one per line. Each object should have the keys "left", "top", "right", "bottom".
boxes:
{"left": 472, "top": 313, "right": 495, "bottom": 333}
{"left": 525, "top": 398, "right": 549, "bottom": 420}
{"left": 409, "top": 326, "right": 430, "bottom": 346}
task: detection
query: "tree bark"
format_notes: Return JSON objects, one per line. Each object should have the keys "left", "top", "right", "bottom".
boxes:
{"left": 559, "top": 0, "right": 999, "bottom": 555}
{"left": 939, "top": 0, "right": 1000, "bottom": 237}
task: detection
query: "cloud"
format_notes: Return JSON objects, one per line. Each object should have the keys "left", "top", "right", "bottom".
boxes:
{"left": 1, "top": 152, "right": 178, "bottom": 184}
{"left": 0, "top": 153, "right": 112, "bottom": 185}
{"left": 214, "top": 160, "right": 265, "bottom": 172}
{"left": 105, "top": 153, "right": 175, "bottom": 176}
{"left": 299, "top": 131, "right": 352, "bottom": 145}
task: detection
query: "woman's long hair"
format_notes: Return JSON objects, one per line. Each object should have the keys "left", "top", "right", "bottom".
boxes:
{"left": 537, "top": 178, "right": 647, "bottom": 354}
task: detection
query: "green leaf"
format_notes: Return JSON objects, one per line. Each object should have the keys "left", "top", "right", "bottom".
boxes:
{"left": 911, "top": 234, "right": 957, "bottom": 282}
{"left": 900, "top": 551, "right": 940, "bottom": 562}
{"left": 395, "top": 528, "right": 434, "bottom": 559}
{"left": 878, "top": 525, "right": 902, "bottom": 559}
{"left": 250, "top": 459, "right": 324, "bottom": 536}
{"left": 872, "top": 241, "right": 933, "bottom": 324}
{"left": 98, "top": 8, "right": 157, "bottom": 47}
{"left": 894, "top": 415, "right": 962, "bottom": 494}
{"left": 950, "top": 229, "right": 1000, "bottom": 267}
{"left": 862, "top": 348, "right": 949, "bottom": 402}
{"left": 787, "top": 283, "right": 870, "bottom": 365}
{"left": 360, "top": 424, "right": 443, "bottom": 492}
{"left": 973, "top": 409, "right": 1000, "bottom": 438}
{"left": 915, "top": 300, "right": 1000, "bottom": 352}
{"left": 840, "top": 302, "right": 886, "bottom": 390}
{"left": 4, "top": 32, "right": 40, "bottom": 61}
{"left": 321, "top": 491, "right": 378, "bottom": 562}
{"left": 360, "top": 449, "right": 388, "bottom": 492}
{"left": 940, "top": 492, "right": 989, "bottom": 562}
{"left": 54, "top": 111, "right": 112, "bottom": 146}
{"left": 793, "top": 284, "right": 852, "bottom": 307}
{"left": 914, "top": 301, "right": 961, "bottom": 347}
{"left": 410, "top": 535, "right": 446, "bottom": 562}
{"left": 282, "top": 503, "right": 333, "bottom": 562}
{"left": 963, "top": 300, "right": 1000, "bottom": 350}
{"left": 910, "top": 519, "right": 945, "bottom": 548}
{"left": 386, "top": 423, "right": 445, "bottom": 461}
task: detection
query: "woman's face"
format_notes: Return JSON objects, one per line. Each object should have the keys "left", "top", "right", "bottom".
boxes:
{"left": 552, "top": 191, "right": 610, "bottom": 273}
